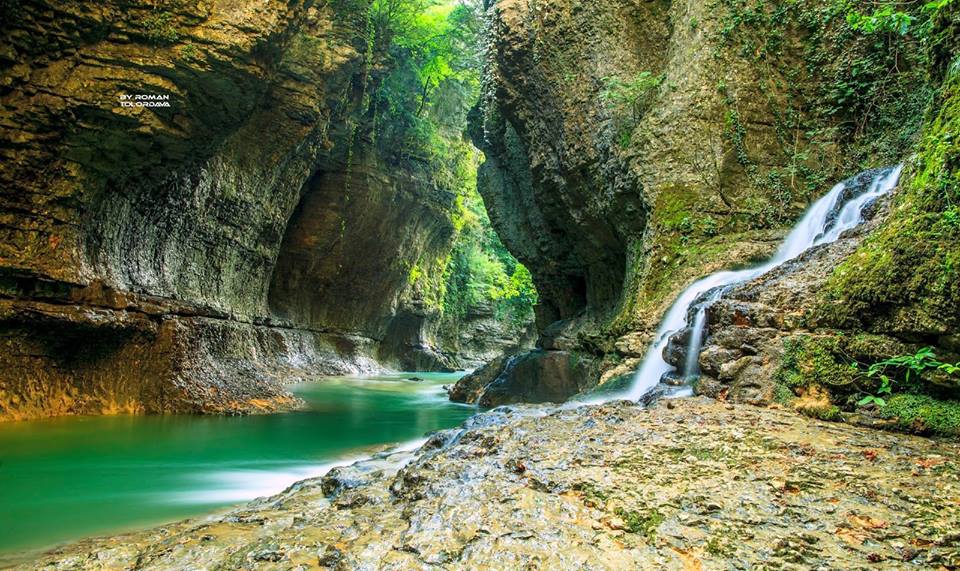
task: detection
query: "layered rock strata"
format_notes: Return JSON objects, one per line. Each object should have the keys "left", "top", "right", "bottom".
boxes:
{"left": 466, "top": 0, "right": 934, "bottom": 403}
{"left": 0, "top": 0, "right": 517, "bottom": 419}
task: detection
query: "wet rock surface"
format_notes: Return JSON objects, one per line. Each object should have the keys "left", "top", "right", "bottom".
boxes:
{"left": 15, "top": 399, "right": 960, "bottom": 569}
{"left": 0, "top": 0, "right": 395, "bottom": 419}
{"left": 448, "top": 353, "right": 511, "bottom": 404}
{"left": 450, "top": 349, "right": 600, "bottom": 407}
{"left": 693, "top": 171, "right": 913, "bottom": 404}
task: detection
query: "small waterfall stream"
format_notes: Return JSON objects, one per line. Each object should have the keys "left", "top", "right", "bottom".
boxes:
{"left": 682, "top": 288, "right": 724, "bottom": 380}
{"left": 617, "top": 165, "right": 904, "bottom": 402}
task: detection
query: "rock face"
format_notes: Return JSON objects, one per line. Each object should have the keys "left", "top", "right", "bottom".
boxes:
{"left": 450, "top": 349, "right": 599, "bottom": 407}
{"left": 16, "top": 399, "right": 960, "bottom": 569}
{"left": 682, "top": 169, "right": 904, "bottom": 403}
{"left": 0, "top": 0, "right": 522, "bottom": 420}
{"left": 688, "top": 8, "right": 960, "bottom": 417}
{"left": 707, "top": 18, "right": 957, "bottom": 436}
{"left": 469, "top": 0, "right": 934, "bottom": 400}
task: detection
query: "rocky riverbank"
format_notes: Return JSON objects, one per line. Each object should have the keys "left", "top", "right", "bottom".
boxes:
{"left": 14, "top": 398, "right": 959, "bottom": 570}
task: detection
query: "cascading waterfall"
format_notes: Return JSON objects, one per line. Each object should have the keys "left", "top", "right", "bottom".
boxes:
{"left": 614, "top": 164, "right": 904, "bottom": 402}
{"left": 683, "top": 288, "right": 724, "bottom": 380}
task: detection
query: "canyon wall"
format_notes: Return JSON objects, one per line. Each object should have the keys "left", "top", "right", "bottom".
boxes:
{"left": 0, "top": 0, "right": 524, "bottom": 420}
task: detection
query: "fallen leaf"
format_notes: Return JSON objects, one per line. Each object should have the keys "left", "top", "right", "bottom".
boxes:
{"left": 837, "top": 527, "right": 867, "bottom": 546}
{"left": 916, "top": 457, "right": 944, "bottom": 469}
{"left": 670, "top": 547, "right": 703, "bottom": 571}
{"left": 849, "top": 513, "right": 888, "bottom": 530}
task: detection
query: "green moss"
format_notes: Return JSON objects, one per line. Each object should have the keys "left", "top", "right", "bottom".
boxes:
{"left": 143, "top": 11, "right": 180, "bottom": 46}
{"left": 714, "top": 0, "right": 934, "bottom": 169}
{"left": 880, "top": 394, "right": 960, "bottom": 436}
{"left": 407, "top": 262, "right": 424, "bottom": 286}
{"left": 615, "top": 507, "right": 665, "bottom": 540}
{"left": 179, "top": 43, "right": 201, "bottom": 61}
{"left": 574, "top": 482, "right": 610, "bottom": 507}
{"left": 706, "top": 534, "right": 735, "bottom": 557}
{"left": 773, "top": 383, "right": 797, "bottom": 405}
{"left": 665, "top": 445, "right": 726, "bottom": 462}
{"left": 812, "top": 405, "right": 843, "bottom": 421}
{"left": 776, "top": 335, "right": 860, "bottom": 390}
{"left": 821, "top": 56, "right": 960, "bottom": 334}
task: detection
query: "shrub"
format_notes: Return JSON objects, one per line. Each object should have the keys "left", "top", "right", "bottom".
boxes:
{"left": 601, "top": 71, "right": 664, "bottom": 124}
{"left": 143, "top": 11, "right": 180, "bottom": 46}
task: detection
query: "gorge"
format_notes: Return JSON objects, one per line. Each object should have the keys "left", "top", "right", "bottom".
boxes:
{"left": 1, "top": 0, "right": 960, "bottom": 568}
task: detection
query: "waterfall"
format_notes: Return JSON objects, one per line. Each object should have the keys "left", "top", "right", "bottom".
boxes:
{"left": 616, "top": 165, "right": 904, "bottom": 402}
{"left": 683, "top": 288, "right": 724, "bottom": 379}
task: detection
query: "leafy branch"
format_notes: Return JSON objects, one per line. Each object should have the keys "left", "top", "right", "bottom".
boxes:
{"left": 857, "top": 347, "right": 960, "bottom": 407}
{"left": 601, "top": 71, "right": 664, "bottom": 124}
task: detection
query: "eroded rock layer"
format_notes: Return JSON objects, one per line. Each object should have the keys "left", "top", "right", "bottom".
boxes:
{"left": 0, "top": 0, "right": 519, "bottom": 420}
{"left": 466, "top": 0, "right": 947, "bottom": 404}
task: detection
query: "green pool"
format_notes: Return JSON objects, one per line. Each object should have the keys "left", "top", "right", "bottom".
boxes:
{"left": 0, "top": 372, "right": 473, "bottom": 559}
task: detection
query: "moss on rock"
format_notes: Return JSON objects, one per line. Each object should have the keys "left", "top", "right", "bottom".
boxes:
{"left": 881, "top": 394, "right": 960, "bottom": 436}
{"left": 776, "top": 334, "right": 859, "bottom": 391}
{"left": 819, "top": 10, "right": 960, "bottom": 338}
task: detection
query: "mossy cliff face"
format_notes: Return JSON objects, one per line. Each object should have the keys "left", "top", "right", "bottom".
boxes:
{"left": 468, "top": 0, "right": 935, "bottom": 400}
{"left": 688, "top": 7, "right": 960, "bottom": 434}
{"left": 0, "top": 0, "right": 513, "bottom": 420}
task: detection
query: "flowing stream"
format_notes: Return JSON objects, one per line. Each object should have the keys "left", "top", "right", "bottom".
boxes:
{"left": 0, "top": 372, "right": 472, "bottom": 559}
{"left": 619, "top": 165, "right": 903, "bottom": 401}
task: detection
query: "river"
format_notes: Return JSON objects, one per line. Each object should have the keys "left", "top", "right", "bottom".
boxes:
{"left": 0, "top": 372, "right": 473, "bottom": 560}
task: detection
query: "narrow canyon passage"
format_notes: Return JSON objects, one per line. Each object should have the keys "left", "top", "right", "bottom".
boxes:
{"left": 0, "top": 0, "right": 538, "bottom": 559}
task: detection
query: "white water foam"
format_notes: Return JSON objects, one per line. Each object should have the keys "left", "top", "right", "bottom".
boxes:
{"left": 166, "top": 437, "right": 429, "bottom": 505}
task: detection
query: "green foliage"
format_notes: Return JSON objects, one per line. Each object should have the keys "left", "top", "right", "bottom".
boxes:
{"left": 368, "top": 0, "right": 482, "bottom": 171}
{"left": 774, "top": 383, "right": 797, "bottom": 405}
{"left": 822, "top": 46, "right": 960, "bottom": 333}
{"left": 441, "top": 187, "right": 538, "bottom": 330}
{"left": 778, "top": 334, "right": 960, "bottom": 432}
{"left": 357, "top": 1, "right": 536, "bottom": 333}
{"left": 880, "top": 394, "right": 960, "bottom": 435}
{"left": 846, "top": 6, "right": 914, "bottom": 35}
{"left": 143, "top": 11, "right": 180, "bottom": 46}
{"left": 615, "top": 507, "right": 665, "bottom": 540}
{"left": 846, "top": 0, "right": 955, "bottom": 36}
{"left": 602, "top": 72, "right": 663, "bottom": 124}
{"left": 857, "top": 347, "right": 960, "bottom": 405}
{"left": 179, "top": 43, "right": 201, "bottom": 61}
{"left": 710, "top": 0, "right": 938, "bottom": 229}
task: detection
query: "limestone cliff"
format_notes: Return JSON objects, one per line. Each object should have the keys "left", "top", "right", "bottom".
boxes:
{"left": 463, "top": 0, "right": 943, "bottom": 404}
{"left": 0, "top": 0, "right": 524, "bottom": 420}
{"left": 693, "top": 5, "right": 960, "bottom": 429}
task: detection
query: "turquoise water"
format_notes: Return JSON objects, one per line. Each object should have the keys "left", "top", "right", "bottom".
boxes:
{"left": 0, "top": 373, "right": 473, "bottom": 559}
